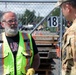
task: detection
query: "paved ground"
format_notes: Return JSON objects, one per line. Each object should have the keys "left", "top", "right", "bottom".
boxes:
{"left": 51, "top": 58, "right": 61, "bottom": 75}
{"left": 35, "top": 58, "right": 61, "bottom": 75}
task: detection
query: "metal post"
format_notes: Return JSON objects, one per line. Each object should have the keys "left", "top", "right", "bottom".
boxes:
{"left": 5, "top": 2, "right": 7, "bottom": 12}
{"left": 59, "top": 8, "right": 63, "bottom": 75}
{"left": 60, "top": 8, "right": 63, "bottom": 57}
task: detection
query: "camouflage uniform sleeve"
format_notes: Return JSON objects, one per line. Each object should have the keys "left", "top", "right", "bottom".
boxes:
{"left": 70, "top": 32, "right": 76, "bottom": 67}
{"left": 62, "top": 31, "right": 70, "bottom": 59}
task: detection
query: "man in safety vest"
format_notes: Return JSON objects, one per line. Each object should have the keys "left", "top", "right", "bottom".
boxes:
{"left": 56, "top": 0, "right": 76, "bottom": 75}
{"left": 0, "top": 11, "right": 40, "bottom": 75}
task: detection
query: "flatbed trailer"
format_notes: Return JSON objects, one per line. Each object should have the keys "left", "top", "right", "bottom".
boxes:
{"left": 32, "top": 31, "right": 60, "bottom": 75}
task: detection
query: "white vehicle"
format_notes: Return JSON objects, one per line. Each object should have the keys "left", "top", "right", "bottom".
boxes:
{"left": 20, "top": 24, "right": 34, "bottom": 31}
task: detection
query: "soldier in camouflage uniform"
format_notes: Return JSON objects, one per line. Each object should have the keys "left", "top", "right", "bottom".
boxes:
{"left": 56, "top": 0, "right": 76, "bottom": 75}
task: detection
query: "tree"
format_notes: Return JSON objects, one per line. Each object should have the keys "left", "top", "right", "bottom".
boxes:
{"left": 19, "top": 9, "right": 36, "bottom": 25}
{"left": 51, "top": 7, "right": 60, "bottom": 16}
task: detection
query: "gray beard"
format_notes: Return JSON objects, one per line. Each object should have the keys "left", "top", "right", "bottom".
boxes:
{"left": 5, "top": 27, "right": 18, "bottom": 36}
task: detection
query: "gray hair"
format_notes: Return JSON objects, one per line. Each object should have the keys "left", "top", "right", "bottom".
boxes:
{"left": 1, "top": 11, "right": 17, "bottom": 22}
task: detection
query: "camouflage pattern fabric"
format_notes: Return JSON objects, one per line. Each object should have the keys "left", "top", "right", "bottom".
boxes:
{"left": 62, "top": 19, "right": 76, "bottom": 75}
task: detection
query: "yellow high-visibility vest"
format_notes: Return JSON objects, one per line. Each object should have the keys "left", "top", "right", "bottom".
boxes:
{"left": 0, "top": 31, "right": 34, "bottom": 75}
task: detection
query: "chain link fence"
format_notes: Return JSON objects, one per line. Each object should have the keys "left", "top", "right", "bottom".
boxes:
{"left": 0, "top": 1, "right": 58, "bottom": 34}
{"left": 0, "top": 1, "right": 62, "bottom": 75}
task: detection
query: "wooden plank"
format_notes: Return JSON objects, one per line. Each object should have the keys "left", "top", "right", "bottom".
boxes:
{"left": 33, "top": 35, "right": 59, "bottom": 40}
{"left": 36, "top": 69, "right": 51, "bottom": 75}
{"left": 35, "top": 40, "right": 59, "bottom": 45}
{"left": 37, "top": 47, "right": 52, "bottom": 51}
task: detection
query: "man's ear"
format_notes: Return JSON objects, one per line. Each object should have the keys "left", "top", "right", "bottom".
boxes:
{"left": 1, "top": 22, "right": 5, "bottom": 28}
{"left": 66, "top": 4, "right": 72, "bottom": 13}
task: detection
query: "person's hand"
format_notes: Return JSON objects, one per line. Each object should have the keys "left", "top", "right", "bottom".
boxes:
{"left": 26, "top": 68, "right": 35, "bottom": 75}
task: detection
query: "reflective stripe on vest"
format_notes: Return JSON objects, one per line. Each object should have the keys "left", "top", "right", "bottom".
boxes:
{"left": 0, "top": 31, "right": 34, "bottom": 75}
{"left": 0, "top": 36, "right": 4, "bottom": 75}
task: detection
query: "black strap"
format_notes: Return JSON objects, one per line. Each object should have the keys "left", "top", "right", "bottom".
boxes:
{"left": 0, "top": 40, "right": 3, "bottom": 43}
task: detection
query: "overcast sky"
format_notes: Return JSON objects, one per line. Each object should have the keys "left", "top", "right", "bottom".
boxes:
{"left": 0, "top": 0, "right": 58, "bottom": 17}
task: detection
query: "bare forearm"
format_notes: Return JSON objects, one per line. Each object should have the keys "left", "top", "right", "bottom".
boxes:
{"left": 32, "top": 53, "right": 40, "bottom": 70}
